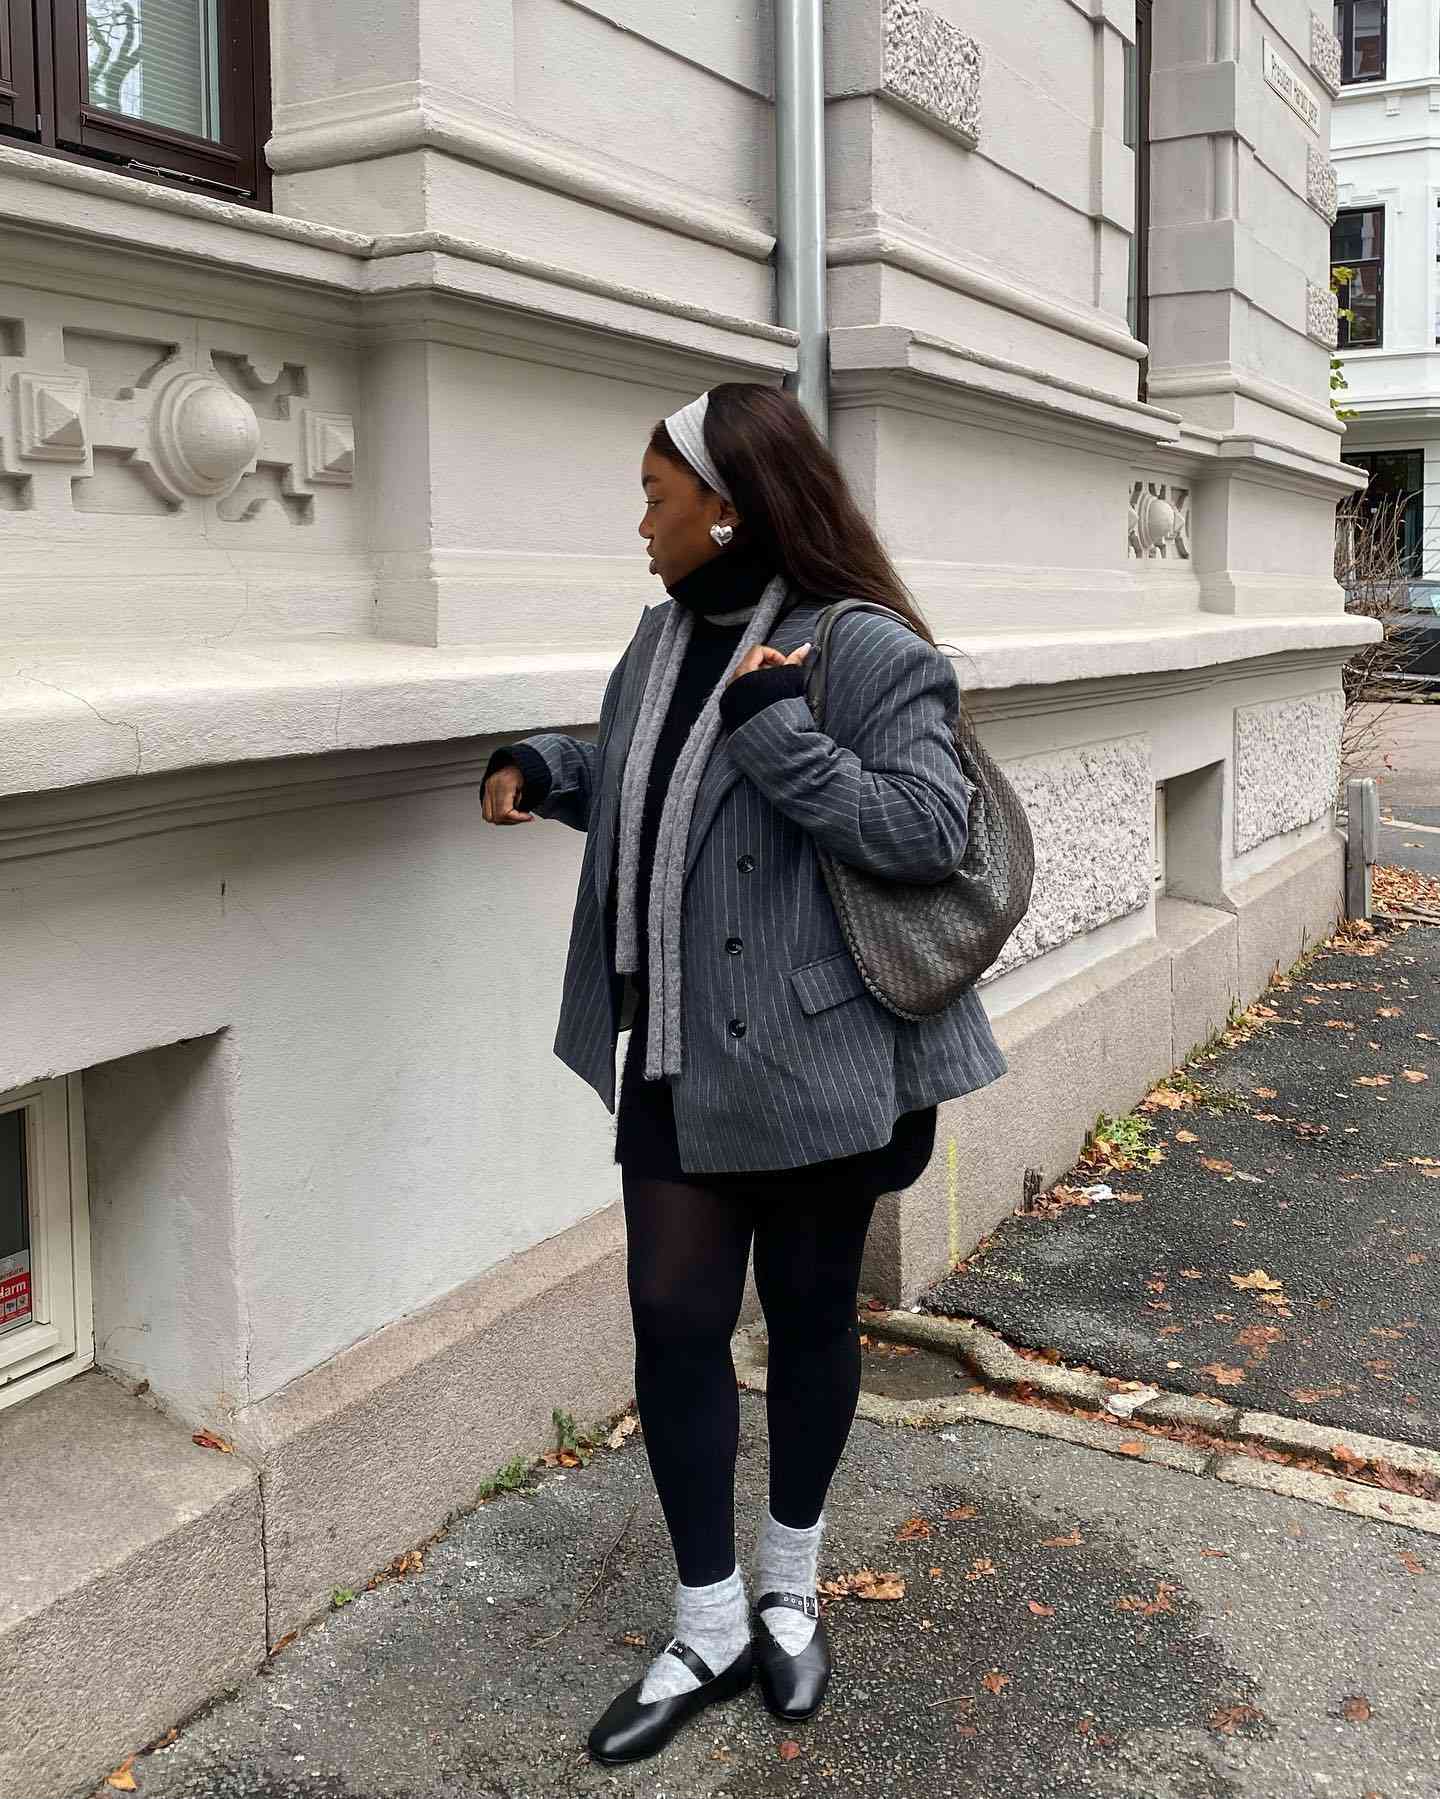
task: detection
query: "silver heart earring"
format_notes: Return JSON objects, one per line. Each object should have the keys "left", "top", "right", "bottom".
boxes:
{"left": 710, "top": 523, "right": 734, "bottom": 548}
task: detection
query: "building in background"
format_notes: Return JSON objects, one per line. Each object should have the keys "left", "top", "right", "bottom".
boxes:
{"left": 1331, "top": 0, "right": 1440, "bottom": 580}
{"left": 0, "top": 3, "right": 1370, "bottom": 1788}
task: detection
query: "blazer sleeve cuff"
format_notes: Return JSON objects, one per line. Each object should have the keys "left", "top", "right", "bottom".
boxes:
{"left": 718, "top": 662, "right": 809, "bottom": 732}
{"left": 483, "top": 742, "right": 554, "bottom": 810}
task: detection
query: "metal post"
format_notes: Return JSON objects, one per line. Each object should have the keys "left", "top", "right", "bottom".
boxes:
{"left": 774, "top": 0, "right": 830, "bottom": 437}
{"left": 1345, "top": 776, "right": 1378, "bottom": 919}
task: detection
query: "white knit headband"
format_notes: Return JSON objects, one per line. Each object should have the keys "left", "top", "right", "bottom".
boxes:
{"left": 662, "top": 392, "right": 732, "bottom": 504}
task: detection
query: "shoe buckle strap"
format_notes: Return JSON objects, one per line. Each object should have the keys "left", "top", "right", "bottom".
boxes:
{"left": 757, "top": 1588, "right": 819, "bottom": 1619}
{"left": 663, "top": 1636, "right": 717, "bottom": 1683}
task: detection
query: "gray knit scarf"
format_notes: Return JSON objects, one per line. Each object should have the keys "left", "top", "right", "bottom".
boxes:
{"left": 615, "top": 573, "right": 788, "bottom": 1078}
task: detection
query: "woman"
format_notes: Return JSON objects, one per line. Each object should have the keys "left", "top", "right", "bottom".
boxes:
{"left": 481, "top": 383, "right": 1006, "bottom": 1765}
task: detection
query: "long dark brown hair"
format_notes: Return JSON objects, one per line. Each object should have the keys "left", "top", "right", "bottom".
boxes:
{"left": 649, "top": 382, "right": 936, "bottom": 645}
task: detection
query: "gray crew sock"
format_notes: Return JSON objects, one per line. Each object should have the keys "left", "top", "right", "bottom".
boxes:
{"left": 638, "top": 1566, "right": 750, "bottom": 1703}
{"left": 754, "top": 1508, "right": 825, "bottom": 1654}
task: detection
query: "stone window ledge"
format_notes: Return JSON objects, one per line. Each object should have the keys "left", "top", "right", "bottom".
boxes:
{"left": 0, "top": 1369, "right": 263, "bottom": 1799}
{"left": 0, "top": 614, "right": 1378, "bottom": 804}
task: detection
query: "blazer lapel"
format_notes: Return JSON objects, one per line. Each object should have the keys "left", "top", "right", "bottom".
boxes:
{"left": 594, "top": 602, "right": 670, "bottom": 905}
{"left": 683, "top": 596, "right": 825, "bottom": 878}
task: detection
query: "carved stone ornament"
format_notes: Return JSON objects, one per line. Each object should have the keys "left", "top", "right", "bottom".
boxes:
{"left": 303, "top": 409, "right": 356, "bottom": 485}
{"left": 1306, "top": 281, "right": 1340, "bottom": 348}
{"left": 1128, "top": 481, "right": 1191, "bottom": 560}
{"left": 149, "top": 371, "right": 261, "bottom": 501}
{"left": 150, "top": 368, "right": 262, "bottom": 500}
{"left": 882, "top": 0, "right": 982, "bottom": 147}
{"left": 15, "top": 371, "right": 89, "bottom": 463}
{"left": 1309, "top": 10, "right": 1343, "bottom": 98}
{"left": 1307, "top": 145, "right": 1338, "bottom": 224}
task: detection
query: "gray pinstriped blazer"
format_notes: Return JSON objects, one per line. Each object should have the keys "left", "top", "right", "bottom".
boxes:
{"left": 516, "top": 591, "right": 1008, "bottom": 1175}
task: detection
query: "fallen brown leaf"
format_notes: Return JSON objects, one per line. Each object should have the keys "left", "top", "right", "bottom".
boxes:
{"left": 1399, "top": 1552, "right": 1426, "bottom": 1574}
{"left": 1200, "top": 1156, "right": 1234, "bottom": 1175}
{"left": 778, "top": 1739, "right": 802, "bottom": 1760}
{"left": 1208, "top": 1702, "right": 1265, "bottom": 1735}
{"left": 1041, "top": 1529, "right": 1084, "bottom": 1547}
{"left": 1342, "top": 1695, "right": 1372, "bottom": 1722}
{"left": 981, "top": 1668, "right": 1010, "bottom": 1695}
{"left": 1355, "top": 1075, "right": 1391, "bottom": 1088}
{"left": 1230, "top": 1269, "right": 1284, "bottom": 1292}
{"left": 606, "top": 1414, "right": 639, "bottom": 1450}
{"left": 191, "top": 1429, "right": 234, "bottom": 1454}
{"left": 1401, "top": 1069, "right": 1429, "bottom": 1083}
{"left": 944, "top": 1505, "right": 978, "bottom": 1521}
{"left": 1175, "top": 1129, "right": 1199, "bottom": 1143}
{"left": 1198, "top": 1365, "right": 1245, "bottom": 1387}
{"left": 897, "top": 1516, "right": 932, "bottom": 1541}
{"left": 1116, "top": 1440, "right": 1147, "bottom": 1455}
{"left": 1252, "top": 1086, "right": 1278, "bottom": 1099}
{"left": 104, "top": 1759, "right": 138, "bottom": 1792}
{"left": 1117, "top": 1581, "right": 1178, "bottom": 1616}
{"left": 819, "top": 1568, "right": 906, "bottom": 1601}
{"left": 1027, "top": 1600, "right": 1055, "bottom": 1616}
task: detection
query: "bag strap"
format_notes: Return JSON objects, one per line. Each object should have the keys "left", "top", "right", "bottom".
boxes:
{"left": 804, "top": 598, "right": 921, "bottom": 725}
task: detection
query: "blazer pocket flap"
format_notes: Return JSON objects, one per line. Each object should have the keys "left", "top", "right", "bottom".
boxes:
{"left": 789, "top": 950, "right": 869, "bottom": 1016}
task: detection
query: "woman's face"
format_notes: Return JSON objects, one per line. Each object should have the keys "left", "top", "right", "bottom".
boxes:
{"left": 639, "top": 446, "right": 737, "bottom": 588}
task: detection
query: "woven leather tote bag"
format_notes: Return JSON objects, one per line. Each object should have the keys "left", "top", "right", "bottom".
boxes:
{"left": 802, "top": 599, "right": 1035, "bottom": 1021}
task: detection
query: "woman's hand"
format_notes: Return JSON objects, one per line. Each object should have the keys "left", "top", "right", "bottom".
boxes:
{"left": 728, "top": 641, "right": 812, "bottom": 685}
{"left": 481, "top": 765, "right": 534, "bottom": 825}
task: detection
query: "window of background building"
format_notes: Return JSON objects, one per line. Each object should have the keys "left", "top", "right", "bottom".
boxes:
{"left": 0, "top": 1, "right": 269, "bottom": 203}
{"left": 1124, "top": 0, "right": 1153, "bottom": 398}
{"left": 1332, "top": 207, "right": 1385, "bottom": 347}
{"left": 1334, "top": 0, "right": 1386, "bottom": 84}
{"left": 0, "top": 1075, "right": 92, "bottom": 1412}
{"left": 1343, "top": 449, "right": 1425, "bottom": 579}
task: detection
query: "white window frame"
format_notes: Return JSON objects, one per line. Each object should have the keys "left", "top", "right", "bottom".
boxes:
{"left": 0, "top": 1074, "right": 92, "bottom": 1411}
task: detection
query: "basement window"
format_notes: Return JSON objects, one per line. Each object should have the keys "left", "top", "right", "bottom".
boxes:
{"left": 1153, "top": 782, "right": 1167, "bottom": 892}
{"left": 0, "top": 1075, "right": 92, "bottom": 1411}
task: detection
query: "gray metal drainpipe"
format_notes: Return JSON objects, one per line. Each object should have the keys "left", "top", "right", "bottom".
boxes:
{"left": 774, "top": 0, "right": 830, "bottom": 437}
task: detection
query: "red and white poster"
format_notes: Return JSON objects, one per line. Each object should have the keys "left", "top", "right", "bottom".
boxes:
{"left": 0, "top": 1251, "right": 31, "bottom": 1333}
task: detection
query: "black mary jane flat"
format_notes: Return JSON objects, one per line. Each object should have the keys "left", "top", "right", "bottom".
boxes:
{"left": 587, "top": 1637, "right": 754, "bottom": 1766}
{"left": 752, "top": 1589, "right": 832, "bottom": 1720}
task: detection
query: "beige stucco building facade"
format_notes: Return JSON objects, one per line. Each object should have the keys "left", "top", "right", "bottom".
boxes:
{"left": 0, "top": 3, "right": 1372, "bottom": 1790}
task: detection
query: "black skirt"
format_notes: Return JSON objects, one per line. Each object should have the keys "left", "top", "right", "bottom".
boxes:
{"left": 615, "top": 993, "right": 937, "bottom": 1200}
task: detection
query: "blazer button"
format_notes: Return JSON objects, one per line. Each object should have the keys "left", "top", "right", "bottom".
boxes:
{"left": 725, "top": 937, "right": 743, "bottom": 956}
{"left": 736, "top": 853, "right": 756, "bottom": 873}
{"left": 728, "top": 1018, "right": 747, "bottom": 1038}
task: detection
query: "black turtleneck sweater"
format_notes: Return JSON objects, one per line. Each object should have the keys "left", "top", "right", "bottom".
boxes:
{"left": 485, "top": 550, "right": 937, "bottom": 1194}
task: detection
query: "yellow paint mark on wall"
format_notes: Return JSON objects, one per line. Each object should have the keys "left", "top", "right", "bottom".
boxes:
{"left": 947, "top": 1136, "right": 960, "bottom": 1269}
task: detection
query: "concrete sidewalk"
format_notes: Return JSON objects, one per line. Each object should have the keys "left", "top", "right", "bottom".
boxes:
{"left": 93, "top": 1382, "right": 1436, "bottom": 1799}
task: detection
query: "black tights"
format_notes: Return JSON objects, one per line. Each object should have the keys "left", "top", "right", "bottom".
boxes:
{"left": 622, "top": 1172, "right": 879, "bottom": 1588}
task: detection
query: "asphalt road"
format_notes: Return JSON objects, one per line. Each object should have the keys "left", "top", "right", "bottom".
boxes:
{"left": 1348, "top": 700, "right": 1440, "bottom": 879}
{"left": 925, "top": 919, "right": 1440, "bottom": 1449}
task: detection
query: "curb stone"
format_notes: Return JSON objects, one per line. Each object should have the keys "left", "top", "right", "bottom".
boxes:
{"left": 1236, "top": 1410, "right": 1440, "bottom": 1481}
{"left": 859, "top": 1306, "right": 1115, "bottom": 1407}
{"left": 816, "top": 1312, "right": 1440, "bottom": 1539}
{"left": 1215, "top": 1455, "right": 1440, "bottom": 1537}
